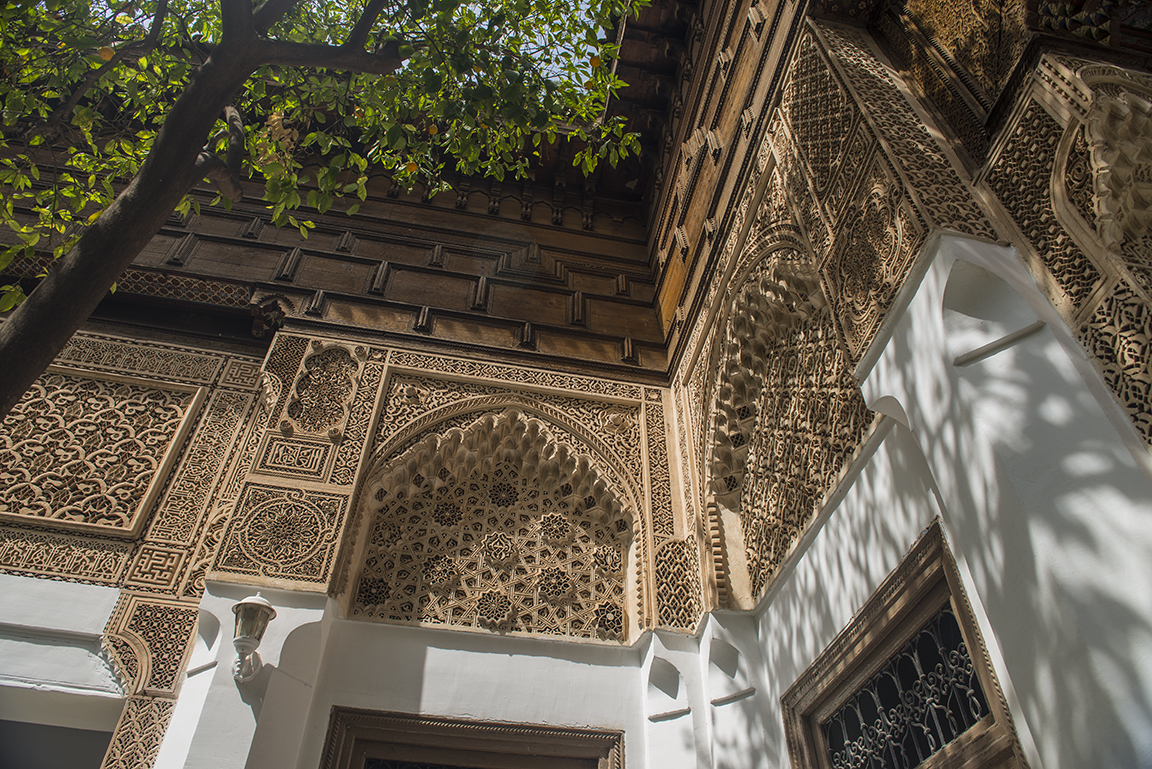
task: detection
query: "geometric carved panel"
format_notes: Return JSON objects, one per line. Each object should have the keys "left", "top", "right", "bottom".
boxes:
{"left": 0, "top": 370, "right": 202, "bottom": 536}
{"left": 212, "top": 483, "right": 349, "bottom": 587}
{"left": 257, "top": 437, "right": 333, "bottom": 478}
{"left": 99, "top": 696, "right": 176, "bottom": 769}
{"left": 1080, "top": 280, "right": 1152, "bottom": 446}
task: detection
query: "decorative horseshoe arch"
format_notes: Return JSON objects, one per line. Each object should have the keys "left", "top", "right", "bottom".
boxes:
{"left": 700, "top": 243, "right": 872, "bottom": 604}
{"left": 346, "top": 405, "right": 640, "bottom": 642}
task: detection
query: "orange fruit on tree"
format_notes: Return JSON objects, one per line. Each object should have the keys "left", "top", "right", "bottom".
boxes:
{"left": 99, "top": 47, "right": 114, "bottom": 61}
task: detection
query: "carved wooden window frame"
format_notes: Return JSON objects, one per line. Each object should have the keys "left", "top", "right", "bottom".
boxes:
{"left": 321, "top": 708, "right": 624, "bottom": 769}
{"left": 781, "top": 520, "right": 1027, "bottom": 769}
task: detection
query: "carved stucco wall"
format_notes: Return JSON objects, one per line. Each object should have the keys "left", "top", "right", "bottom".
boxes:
{"left": 677, "top": 19, "right": 986, "bottom": 607}
{"left": 328, "top": 354, "right": 703, "bottom": 638}
{"left": 675, "top": 23, "right": 1152, "bottom": 611}
{"left": 0, "top": 331, "right": 265, "bottom": 769}
{"left": 984, "top": 55, "right": 1152, "bottom": 446}
{"left": 350, "top": 409, "right": 634, "bottom": 641}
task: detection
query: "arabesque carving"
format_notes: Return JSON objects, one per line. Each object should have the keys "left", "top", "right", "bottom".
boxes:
{"left": 710, "top": 252, "right": 820, "bottom": 497}
{"left": 287, "top": 344, "right": 360, "bottom": 433}
{"left": 104, "top": 592, "right": 198, "bottom": 696}
{"left": 1, "top": 372, "right": 198, "bottom": 533}
{"left": 213, "top": 483, "right": 348, "bottom": 584}
{"left": 987, "top": 101, "right": 1103, "bottom": 309}
{"left": 1080, "top": 279, "right": 1152, "bottom": 444}
{"left": 822, "top": 157, "right": 924, "bottom": 359}
{"left": 352, "top": 408, "right": 633, "bottom": 641}
{"left": 706, "top": 250, "right": 873, "bottom": 600}
{"left": 99, "top": 696, "right": 175, "bottom": 769}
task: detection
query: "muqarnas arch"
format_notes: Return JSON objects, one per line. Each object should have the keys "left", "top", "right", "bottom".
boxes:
{"left": 703, "top": 245, "right": 873, "bottom": 602}
{"left": 349, "top": 407, "right": 636, "bottom": 642}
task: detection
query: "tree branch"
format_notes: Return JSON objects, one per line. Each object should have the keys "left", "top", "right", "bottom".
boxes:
{"left": 196, "top": 105, "right": 246, "bottom": 201}
{"left": 223, "top": 105, "right": 245, "bottom": 176}
{"left": 254, "top": 39, "right": 402, "bottom": 75}
{"left": 30, "top": 0, "right": 171, "bottom": 139}
{"left": 252, "top": 0, "right": 302, "bottom": 35}
{"left": 219, "top": 0, "right": 254, "bottom": 42}
{"left": 196, "top": 152, "right": 243, "bottom": 200}
{"left": 344, "top": 0, "right": 389, "bottom": 51}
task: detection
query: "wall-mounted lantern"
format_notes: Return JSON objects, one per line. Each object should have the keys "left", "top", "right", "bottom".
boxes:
{"left": 232, "top": 593, "right": 276, "bottom": 683}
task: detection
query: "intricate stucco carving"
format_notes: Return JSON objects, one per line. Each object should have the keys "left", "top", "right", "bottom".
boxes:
{"left": 704, "top": 250, "right": 874, "bottom": 601}
{"left": 1065, "top": 125, "right": 1098, "bottom": 225}
{"left": 1, "top": 372, "right": 199, "bottom": 534}
{"left": 988, "top": 101, "right": 1104, "bottom": 309}
{"left": 145, "top": 389, "right": 251, "bottom": 546}
{"left": 214, "top": 483, "right": 348, "bottom": 584}
{"left": 56, "top": 333, "right": 224, "bottom": 384}
{"left": 822, "top": 156, "right": 925, "bottom": 359}
{"left": 1086, "top": 87, "right": 1152, "bottom": 290}
{"left": 351, "top": 408, "right": 633, "bottom": 641}
{"left": 814, "top": 23, "right": 996, "bottom": 241}
{"left": 104, "top": 592, "right": 198, "bottom": 696}
{"left": 1080, "top": 280, "right": 1152, "bottom": 444}
{"left": 0, "top": 527, "right": 133, "bottom": 584}
{"left": 375, "top": 375, "right": 644, "bottom": 503}
{"left": 782, "top": 32, "right": 859, "bottom": 196}
{"left": 286, "top": 344, "right": 362, "bottom": 434}
{"left": 644, "top": 389, "right": 701, "bottom": 630}
{"left": 263, "top": 334, "right": 309, "bottom": 427}
{"left": 99, "top": 696, "right": 175, "bottom": 769}
{"left": 654, "top": 538, "right": 702, "bottom": 628}
{"left": 0, "top": 331, "right": 263, "bottom": 597}
{"left": 987, "top": 57, "right": 1152, "bottom": 450}
{"left": 388, "top": 350, "right": 643, "bottom": 399}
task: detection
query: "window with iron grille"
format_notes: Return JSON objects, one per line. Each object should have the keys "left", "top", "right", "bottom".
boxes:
{"left": 782, "top": 521, "right": 1028, "bottom": 769}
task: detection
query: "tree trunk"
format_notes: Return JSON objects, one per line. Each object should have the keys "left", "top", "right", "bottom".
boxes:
{"left": 0, "top": 46, "right": 256, "bottom": 419}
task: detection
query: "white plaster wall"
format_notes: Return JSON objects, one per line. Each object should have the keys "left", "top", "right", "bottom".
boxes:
{"left": 180, "top": 582, "right": 327, "bottom": 769}
{"left": 292, "top": 615, "right": 649, "bottom": 769}
{"left": 859, "top": 235, "right": 1152, "bottom": 768}
{"left": 735, "top": 234, "right": 1152, "bottom": 769}
{"left": 155, "top": 609, "right": 225, "bottom": 769}
{"left": 749, "top": 418, "right": 942, "bottom": 769}
{"left": 0, "top": 573, "right": 123, "bottom": 731}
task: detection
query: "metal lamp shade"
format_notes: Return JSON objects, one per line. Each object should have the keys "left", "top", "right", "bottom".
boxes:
{"left": 232, "top": 593, "right": 276, "bottom": 642}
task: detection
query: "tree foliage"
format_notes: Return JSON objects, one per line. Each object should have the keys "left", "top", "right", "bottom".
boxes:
{"left": 0, "top": 0, "right": 645, "bottom": 309}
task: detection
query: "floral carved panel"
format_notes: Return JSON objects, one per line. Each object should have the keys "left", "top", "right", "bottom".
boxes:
{"left": 821, "top": 155, "right": 925, "bottom": 360}
{"left": 0, "top": 370, "right": 203, "bottom": 536}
